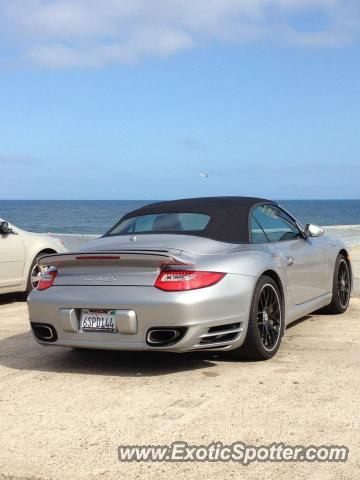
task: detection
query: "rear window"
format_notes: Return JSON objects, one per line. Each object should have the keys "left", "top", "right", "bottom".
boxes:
{"left": 107, "top": 213, "right": 211, "bottom": 235}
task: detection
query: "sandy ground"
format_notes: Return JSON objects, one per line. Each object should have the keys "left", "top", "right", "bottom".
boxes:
{"left": 0, "top": 296, "right": 359, "bottom": 480}
{"left": 350, "top": 246, "right": 360, "bottom": 295}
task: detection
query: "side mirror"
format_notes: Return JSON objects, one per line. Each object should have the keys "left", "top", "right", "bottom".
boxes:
{"left": 304, "top": 223, "right": 324, "bottom": 238}
{"left": 0, "top": 221, "right": 13, "bottom": 235}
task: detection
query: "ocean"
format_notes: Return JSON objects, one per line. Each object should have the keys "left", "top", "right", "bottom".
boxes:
{"left": 1, "top": 199, "right": 360, "bottom": 235}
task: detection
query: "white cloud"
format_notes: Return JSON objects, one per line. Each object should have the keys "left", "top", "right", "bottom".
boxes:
{"left": 26, "top": 27, "right": 194, "bottom": 67}
{"left": 0, "top": 0, "right": 359, "bottom": 68}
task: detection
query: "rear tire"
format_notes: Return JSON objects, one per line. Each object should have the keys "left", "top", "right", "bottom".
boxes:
{"left": 321, "top": 254, "right": 351, "bottom": 314}
{"left": 230, "top": 275, "right": 285, "bottom": 361}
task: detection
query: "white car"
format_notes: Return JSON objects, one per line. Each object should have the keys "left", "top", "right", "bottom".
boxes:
{"left": 0, "top": 218, "right": 67, "bottom": 296}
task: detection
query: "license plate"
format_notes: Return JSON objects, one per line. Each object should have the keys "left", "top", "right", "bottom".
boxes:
{"left": 80, "top": 309, "right": 118, "bottom": 333}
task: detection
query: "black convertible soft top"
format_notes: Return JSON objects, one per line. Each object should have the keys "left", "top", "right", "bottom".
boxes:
{"left": 118, "top": 196, "right": 276, "bottom": 244}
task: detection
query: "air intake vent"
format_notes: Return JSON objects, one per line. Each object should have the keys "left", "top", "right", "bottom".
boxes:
{"left": 199, "top": 323, "right": 242, "bottom": 345}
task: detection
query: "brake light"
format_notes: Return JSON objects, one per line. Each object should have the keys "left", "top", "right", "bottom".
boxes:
{"left": 75, "top": 256, "right": 121, "bottom": 260}
{"left": 37, "top": 268, "right": 58, "bottom": 291}
{"left": 155, "top": 270, "right": 226, "bottom": 291}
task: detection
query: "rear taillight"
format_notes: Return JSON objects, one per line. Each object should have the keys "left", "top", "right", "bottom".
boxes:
{"left": 37, "top": 267, "right": 58, "bottom": 291}
{"left": 154, "top": 270, "right": 226, "bottom": 291}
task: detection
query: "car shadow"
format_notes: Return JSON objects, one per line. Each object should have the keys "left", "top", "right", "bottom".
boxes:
{"left": 286, "top": 315, "right": 313, "bottom": 330}
{"left": 0, "top": 308, "right": 328, "bottom": 376}
{"left": 286, "top": 309, "right": 331, "bottom": 330}
{"left": 0, "top": 330, "right": 223, "bottom": 377}
{"left": 0, "top": 292, "right": 26, "bottom": 305}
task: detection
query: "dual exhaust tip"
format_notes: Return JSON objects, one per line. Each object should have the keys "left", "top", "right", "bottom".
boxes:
{"left": 31, "top": 323, "right": 185, "bottom": 347}
{"left": 31, "top": 323, "right": 57, "bottom": 342}
{"left": 146, "top": 327, "right": 187, "bottom": 347}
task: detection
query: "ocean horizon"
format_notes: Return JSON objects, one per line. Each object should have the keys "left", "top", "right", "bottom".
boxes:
{"left": 1, "top": 199, "right": 360, "bottom": 235}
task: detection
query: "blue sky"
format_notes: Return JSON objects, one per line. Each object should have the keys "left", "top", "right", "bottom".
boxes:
{"left": 0, "top": 0, "right": 359, "bottom": 200}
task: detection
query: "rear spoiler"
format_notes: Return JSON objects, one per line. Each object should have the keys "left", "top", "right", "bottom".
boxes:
{"left": 38, "top": 250, "right": 194, "bottom": 268}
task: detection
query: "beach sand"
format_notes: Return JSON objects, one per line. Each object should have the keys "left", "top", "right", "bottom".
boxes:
{"left": 0, "top": 296, "right": 359, "bottom": 479}
{"left": 349, "top": 246, "right": 360, "bottom": 295}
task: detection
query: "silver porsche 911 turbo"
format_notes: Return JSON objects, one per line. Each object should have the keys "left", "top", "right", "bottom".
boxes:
{"left": 28, "top": 197, "right": 352, "bottom": 360}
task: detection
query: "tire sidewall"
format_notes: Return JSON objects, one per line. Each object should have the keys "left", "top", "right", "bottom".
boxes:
{"left": 332, "top": 255, "right": 351, "bottom": 313}
{"left": 247, "top": 275, "right": 285, "bottom": 360}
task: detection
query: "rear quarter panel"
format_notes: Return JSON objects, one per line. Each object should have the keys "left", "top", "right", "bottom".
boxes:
{"left": 193, "top": 244, "right": 284, "bottom": 279}
{"left": 321, "top": 235, "right": 353, "bottom": 288}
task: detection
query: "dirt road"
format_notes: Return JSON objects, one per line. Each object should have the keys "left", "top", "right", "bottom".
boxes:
{"left": 0, "top": 296, "right": 359, "bottom": 479}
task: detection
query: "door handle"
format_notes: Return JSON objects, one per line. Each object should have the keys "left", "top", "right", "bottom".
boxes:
{"left": 285, "top": 256, "right": 295, "bottom": 266}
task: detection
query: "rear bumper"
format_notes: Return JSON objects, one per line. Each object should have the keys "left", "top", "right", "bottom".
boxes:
{"left": 27, "top": 273, "right": 256, "bottom": 352}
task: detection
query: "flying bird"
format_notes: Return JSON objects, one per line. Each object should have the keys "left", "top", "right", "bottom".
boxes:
{"left": 200, "top": 171, "right": 209, "bottom": 178}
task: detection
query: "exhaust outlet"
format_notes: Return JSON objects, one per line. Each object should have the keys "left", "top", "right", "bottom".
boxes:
{"left": 31, "top": 323, "right": 57, "bottom": 342}
{"left": 146, "top": 327, "right": 187, "bottom": 347}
